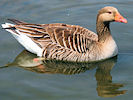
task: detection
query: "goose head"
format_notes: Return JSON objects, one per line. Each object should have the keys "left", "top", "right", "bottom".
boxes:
{"left": 97, "top": 6, "right": 127, "bottom": 23}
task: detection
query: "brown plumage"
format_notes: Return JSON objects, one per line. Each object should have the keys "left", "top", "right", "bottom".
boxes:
{"left": 1, "top": 6, "right": 127, "bottom": 62}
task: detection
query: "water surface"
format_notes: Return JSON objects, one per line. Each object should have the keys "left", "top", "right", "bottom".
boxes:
{"left": 0, "top": 0, "right": 133, "bottom": 100}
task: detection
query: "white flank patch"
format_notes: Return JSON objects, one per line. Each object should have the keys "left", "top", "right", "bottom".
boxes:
{"left": 1, "top": 23, "right": 43, "bottom": 56}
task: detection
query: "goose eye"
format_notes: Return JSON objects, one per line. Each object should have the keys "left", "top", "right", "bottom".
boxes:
{"left": 108, "top": 11, "right": 112, "bottom": 14}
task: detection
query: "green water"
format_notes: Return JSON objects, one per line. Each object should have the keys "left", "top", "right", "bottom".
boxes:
{"left": 0, "top": 0, "right": 133, "bottom": 100}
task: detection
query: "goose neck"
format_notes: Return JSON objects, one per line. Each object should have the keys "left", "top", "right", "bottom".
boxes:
{"left": 96, "top": 21, "right": 111, "bottom": 42}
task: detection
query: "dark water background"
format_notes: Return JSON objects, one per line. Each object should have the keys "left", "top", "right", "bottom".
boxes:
{"left": 0, "top": 0, "right": 133, "bottom": 100}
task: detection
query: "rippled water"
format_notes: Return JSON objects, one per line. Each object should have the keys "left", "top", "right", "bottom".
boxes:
{"left": 0, "top": 0, "right": 133, "bottom": 100}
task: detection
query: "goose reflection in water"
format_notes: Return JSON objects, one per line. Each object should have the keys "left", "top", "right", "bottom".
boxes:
{"left": 2, "top": 50, "right": 126, "bottom": 98}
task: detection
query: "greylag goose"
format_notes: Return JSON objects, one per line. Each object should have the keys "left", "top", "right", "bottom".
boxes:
{"left": 2, "top": 6, "right": 127, "bottom": 62}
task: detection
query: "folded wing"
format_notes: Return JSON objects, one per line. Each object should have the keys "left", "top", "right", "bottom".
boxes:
{"left": 2, "top": 19, "right": 98, "bottom": 61}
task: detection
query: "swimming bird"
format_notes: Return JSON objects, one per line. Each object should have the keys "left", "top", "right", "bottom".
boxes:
{"left": 1, "top": 6, "right": 127, "bottom": 62}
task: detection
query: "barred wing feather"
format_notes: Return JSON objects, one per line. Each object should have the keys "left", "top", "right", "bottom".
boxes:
{"left": 3, "top": 19, "right": 98, "bottom": 62}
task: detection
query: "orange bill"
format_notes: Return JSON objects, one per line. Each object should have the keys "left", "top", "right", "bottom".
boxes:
{"left": 115, "top": 13, "right": 127, "bottom": 23}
